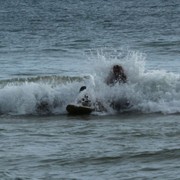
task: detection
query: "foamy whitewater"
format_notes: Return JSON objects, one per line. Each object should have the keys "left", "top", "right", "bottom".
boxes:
{"left": 0, "top": 50, "right": 180, "bottom": 115}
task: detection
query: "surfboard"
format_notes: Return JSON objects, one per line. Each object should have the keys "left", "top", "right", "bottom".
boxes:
{"left": 66, "top": 104, "right": 94, "bottom": 115}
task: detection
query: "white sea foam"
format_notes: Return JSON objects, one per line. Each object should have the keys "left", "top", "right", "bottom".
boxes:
{"left": 0, "top": 49, "right": 180, "bottom": 115}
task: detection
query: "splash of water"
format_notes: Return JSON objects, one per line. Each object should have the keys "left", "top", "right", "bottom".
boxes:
{"left": 0, "top": 49, "right": 180, "bottom": 115}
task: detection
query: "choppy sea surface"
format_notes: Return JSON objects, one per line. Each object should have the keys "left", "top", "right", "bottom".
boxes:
{"left": 0, "top": 0, "right": 180, "bottom": 179}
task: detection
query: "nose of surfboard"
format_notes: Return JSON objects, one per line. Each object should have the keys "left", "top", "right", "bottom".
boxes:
{"left": 66, "top": 104, "right": 94, "bottom": 115}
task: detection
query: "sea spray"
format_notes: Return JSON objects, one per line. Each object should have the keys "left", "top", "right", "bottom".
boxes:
{"left": 0, "top": 81, "right": 82, "bottom": 115}
{"left": 85, "top": 49, "right": 180, "bottom": 114}
{"left": 0, "top": 49, "right": 180, "bottom": 115}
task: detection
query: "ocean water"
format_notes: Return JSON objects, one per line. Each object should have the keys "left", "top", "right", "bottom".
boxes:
{"left": 0, "top": 0, "right": 180, "bottom": 179}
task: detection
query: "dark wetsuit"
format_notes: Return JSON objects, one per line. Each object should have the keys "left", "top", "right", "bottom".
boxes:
{"left": 106, "top": 71, "right": 127, "bottom": 86}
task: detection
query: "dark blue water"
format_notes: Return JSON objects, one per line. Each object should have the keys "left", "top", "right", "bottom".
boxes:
{"left": 0, "top": 0, "right": 180, "bottom": 179}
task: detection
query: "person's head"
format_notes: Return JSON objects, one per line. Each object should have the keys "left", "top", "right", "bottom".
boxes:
{"left": 113, "top": 65, "right": 124, "bottom": 76}
{"left": 79, "top": 86, "right": 86, "bottom": 92}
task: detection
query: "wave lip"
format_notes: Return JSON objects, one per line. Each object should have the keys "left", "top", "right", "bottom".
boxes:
{"left": 0, "top": 75, "right": 85, "bottom": 87}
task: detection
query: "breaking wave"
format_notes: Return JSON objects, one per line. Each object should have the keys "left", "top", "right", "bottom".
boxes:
{"left": 0, "top": 49, "right": 180, "bottom": 115}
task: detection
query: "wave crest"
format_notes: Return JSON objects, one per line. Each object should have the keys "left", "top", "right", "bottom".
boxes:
{"left": 0, "top": 49, "right": 180, "bottom": 115}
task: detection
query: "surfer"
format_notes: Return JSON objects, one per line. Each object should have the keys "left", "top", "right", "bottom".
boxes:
{"left": 106, "top": 65, "right": 130, "bottom": 111}
{"left": 66, "top": 86, "right": 97, "bottom": 115}
{"left": 106, "top": 65, "right": 127, "bottom": 86}
{"left": 76, "top": 86, "right": 106, "bottom": 112}
{"left": 76, "top": 86, "right": 92, "bottom": 107}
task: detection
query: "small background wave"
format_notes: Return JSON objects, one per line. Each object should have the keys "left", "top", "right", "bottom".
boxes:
{"left": 0, "top": 75, "right": 85, "bottom": 87}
